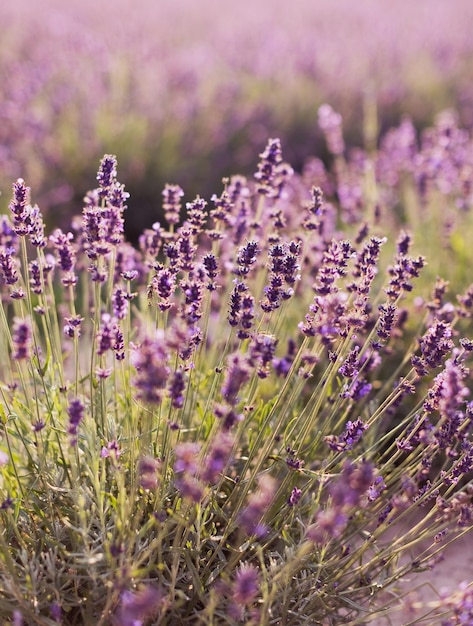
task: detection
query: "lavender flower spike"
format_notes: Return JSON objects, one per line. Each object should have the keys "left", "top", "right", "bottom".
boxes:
{"left": 117, "top": 585, "right": 163, "bottom": 626}
{"left": 96, "top": 154, "right": 117, "bottom": 198}
{"left": 67, "top": 399, "right": 85, "bottom": 445}
{"left": 12, "top": 318, "right": 33, "bottom": 360}
{"left": 9, "top": 178, "right": 32, "bottom": 236}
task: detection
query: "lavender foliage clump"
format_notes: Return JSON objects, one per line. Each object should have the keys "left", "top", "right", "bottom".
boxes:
{"left": 2, "top": 134, "right": 473, "bottom": 626}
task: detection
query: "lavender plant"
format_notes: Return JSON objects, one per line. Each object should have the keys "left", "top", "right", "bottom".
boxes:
{"left": 1, "top": 143, "right": 473, "bottom": 626}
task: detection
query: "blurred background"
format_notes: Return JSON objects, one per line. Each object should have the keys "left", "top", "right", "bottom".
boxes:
{"left": 1, "top": 0, "right": 473, "bottom": 240}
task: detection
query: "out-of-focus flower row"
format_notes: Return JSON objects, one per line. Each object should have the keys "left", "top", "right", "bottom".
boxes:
{"left": 1, "top": 0, "right": 473, "bottom": 234}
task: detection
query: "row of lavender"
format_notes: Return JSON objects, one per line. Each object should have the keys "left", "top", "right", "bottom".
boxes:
{"left": 1, "top": 121, "right": 473, "bottom": 623}
{"left": 2, "top": 0, "right": 473, "bottom": 233}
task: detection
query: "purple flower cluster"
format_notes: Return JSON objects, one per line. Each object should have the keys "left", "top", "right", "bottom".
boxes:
{"left": 307, "top": 460, "right": 378, "bottom": 543}
{"left": 228, "top": 280, "right": 255, "bottom": 339}
{"left": 12, "top": 318, "right": 33, "bottom": 361}
{"left": 96, "top": 314, "right": 125, "bottom": 361}
{"left": 131, "top": 333, "right": 170, "bottom": 404}
{"left": 313, "top": 240, "right": 354, "bottom": 296}
{"left": 412, "top": 320, "right": 454, "bottom": 375}
{"left": 249, "top": 333, "right": 278, "bottom": 378}
{"left": 117, "top": 585, "right": 162, "bottom": 626}
{"left": 233, "top": 563, "right": 259, "bottom": 605}
{"left": 254, "top": 138, "right": 293, "bottom": 198}
{"left": 9, "top": 179, "right": 33, "bottom": 237}
{"left": 220, "top": 352, "right": 251, "bottom": 405}
{"left": 303, "top": 186, "right": 325, "bottom": 232}
{"left": 325, "top": 418, "right": 369, "bottom": 452}
{"left": 138, "top": 456, "right": 161, "bottom": 490}
{"left": 162, "top": 184, "right": 184, "bottom": 227}
{"left": 49, "top": 229, "right": 77, "bottom": 286}
{"left": 82, "top": 155, "right": 129, "bottom": 261}
{"left": 0, "top": 248, "right": 19, "bottom": 286}
{"left": 261, "top": 241, "right": 300, "bottom": 312}
{"left": 238, "top": 474, "right": 277, "bottom": 537}
{"left": 67, "top": 399, "right": 85, "bottom": 445}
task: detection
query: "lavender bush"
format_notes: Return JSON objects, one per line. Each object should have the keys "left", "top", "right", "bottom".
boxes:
{"left": 1, "top": 131, "right": 473, "bottom": 625}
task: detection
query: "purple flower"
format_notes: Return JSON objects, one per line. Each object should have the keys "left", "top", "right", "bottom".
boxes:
{"left": 68, "top": 398, "right": 85, "bottom": 445}
{"left": 184, "top": 196, "right": 207, "bottom": 235}
{"left": 168, "top": 369, "right": 186, "bottom": 409}
{"left": 113, "top": 326, "right": 125, "bottom": 361}
{"left": 28, "top": 205, "right": 46, "bottom": 248}
{"left": 202, "top": 253, "right": 219, "bottom": 290}
{"left": 152, "top": 266, "right": 176, "bottom": 311}
{"left": 261, "top": 273, "right": 285, "bottom": 312}
{"left": 254, "top": 138, "right": 283, "bottom": 196}
{"left": 236, "top": 241, "right": 260, "bottom": 277}
{"left": 233, "top": 564, "right": 260, "bottom": 605}
{"left": 386, "top": 254, "right": 426, "bottom": 299}
{"left": 138, "top": 456, "right": 160, "bottom": 490}
{"left": 414, "top": 320, "right": 454, "bottom": 373}
{"left": 131, "top": 333, "right": 170, "bottom": 404}
{"left": 330, "top": 460, "right": 376, "bottom": 508}
{"left": 288, "top": 486, "right": 302, "bottom": 507}
{"left": 117, "top": 585, "right": 163, "bottom": 626}
{"left": 112, "top": 287, "right": 129, "bottom": 320}
{"left": 299, "top": 291, "right": 348, "bottom": 343}
{"left": 273, "top": 339, "right": 297, "bottom": 376}
{"left": 12, "top": 318, "right": 32, "bottom": 360}
{"left": 313, "top": 240, "right": 354, "bottom": 296}
{"left": 176, "top": 228, "right": 196, "bottom": 272}
{"left": 0, "top": 248, "right": 19, "bottom": 285}
{"left": 139, "top": 222, "right": 162, "bottom": 264}
{"left": 0, "top": 215, "right": 18, "bottom": 251}
{"left": 50, "top": 603, "right": 61, "bottom": 623}
{"left": 338, "top": 346, "right": 360, "bottom": 378}
{"left": 307, "top": 508, "right": 348, "bottom": 544}
{"left": 349, "top": 236, "right": 386, "bottom": 304}
{"left": 221, "top": 353, "right": 251, "bottom": 405}
{"left": 49, "top": 229, "right": 77, "bottom": 286}
{"left": 249, "top": 334, "right": 278, "bottom": 378}
{"left": 174, "top": 442, "right": 200, "bottom": 475}
{"left": 285, "top": 447, "right": 304, "bottom": 470}
{"left": 429, "top": 359, "right": 470, "bottom": 450}
{"left": 28, "top": 260, "right": 42, "bottom": 294}
{"left": 181, "top": 277, "right": 204, "bottom": 324}
{"left": 162, "top": 184, "right": 184, "bottom": 226}
{"left": 228, "top": 280, "right": 250, "bottom": 330}
{"left": 303, "top": 186, "right": 325, "bottom": 232}
{"left": 283, "top": 241, "right": 301, "bottom": 285}
{"left": 238, "top": 474, "right": 277, "bottom": 537}
{"left": 64, "top": 315, "right": 83, "bottom": 339}
{"left": 325, "top": 418, "right": 368, "bottom": 451}
{"left": 201, "top": 431, "right": 233, "bottom": 484}
{"left": 210, "top": 187, "right": 234, "bottom": 226}
{"left": 9, "top": 178, "right": 32, "bottom": 236}
{"left": 101, "top": 440, "right": 121, "bottom": 460}
{"left": 96, "top": 314, "right": 116, "bottom": 356}
{"left": 214, "top": 404, "right": 243, "bottom": 431}
{"left": 377, "top": 302, "right": 397, "bottom": 340}
{"left": 396, "top": 230, "right": 411, "bottom": 256}
{"left": 12, "top": 611, "right": 23, "bottom": 626}
{"left": 174, "top": 442, "right": 204, "bottom": 502}
{"left": 96, "top": 154, "right": 117, "bottom": 197}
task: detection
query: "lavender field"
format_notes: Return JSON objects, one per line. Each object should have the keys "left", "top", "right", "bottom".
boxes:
{"left": 2, "top": 0, "right": 473, "bottom": 235}
{"left": 1, "top": 2, "right": 473, "bottom": 625}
